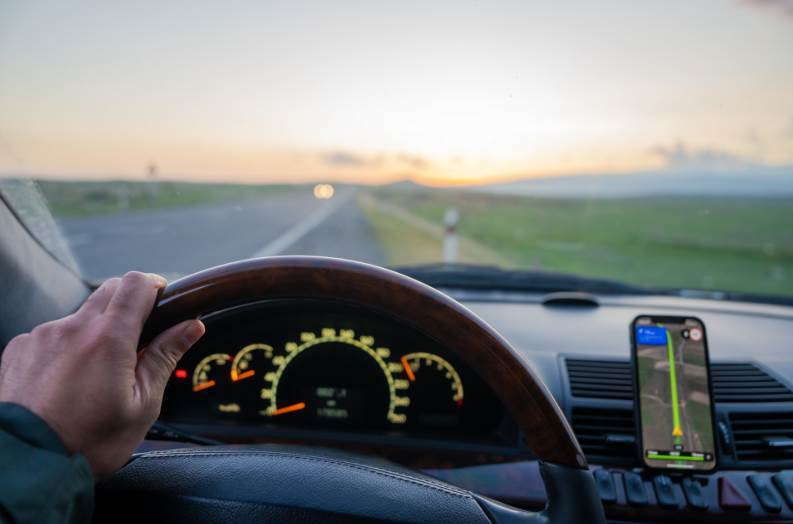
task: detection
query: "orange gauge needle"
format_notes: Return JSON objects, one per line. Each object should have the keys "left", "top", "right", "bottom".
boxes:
{"left": 270, "top": 402, "right": 306, "bottom": 416}
{"left": 193, "top": 380, "right": 216, "bottom": 392}
{"left": 232, "top": 369, "right": 255, "bottom": 382}
{"left": 401, "top": 356, "right": 416, "bottom": 382}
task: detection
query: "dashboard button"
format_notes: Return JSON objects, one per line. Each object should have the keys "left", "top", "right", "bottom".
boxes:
{"left": 719, "top": 477, "right": 751, "bottom": 511}
{"left": 748, "top": 475, "right": 782, "bottom": 513}
{"left": 622, "top": 472, "right": 648, "bottom": 506}
{"left": 593, "top": 469, "right": 617, "bottom": 504}
{"left": 652, "top": 474, "right": 679, "bottom": 508}
{"left": 772, "top": 474, "right": 793, "bottom": 509}
{"left": 681, "top": 477, "right": 708, "bottom": 510}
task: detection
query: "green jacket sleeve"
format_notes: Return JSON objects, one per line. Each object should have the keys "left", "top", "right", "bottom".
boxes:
{"left": 0, "top": 402, "right": 94, "bottom": 523}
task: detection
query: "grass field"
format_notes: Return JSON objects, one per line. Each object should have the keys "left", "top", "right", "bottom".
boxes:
{"left": 36, "top": 179, "right": 301, "bottom": 217}
{"left": 357, "top": 193, "right": 510, "bottom": 267}
{"left": 367, "top": 186, "right": 793, "bottom": 297}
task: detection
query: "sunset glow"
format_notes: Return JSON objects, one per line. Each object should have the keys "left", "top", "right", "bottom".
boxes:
{"left": 1, "top": 1, "right": 792, "bottom": 185}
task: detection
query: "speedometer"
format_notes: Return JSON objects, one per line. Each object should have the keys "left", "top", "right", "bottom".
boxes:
{"left": 261, "top": 328, "right": 409, "bottom": 427}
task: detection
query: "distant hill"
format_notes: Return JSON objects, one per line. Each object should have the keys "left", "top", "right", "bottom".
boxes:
{"left": 473, "top": 166, "right": 793, "bottom": 198}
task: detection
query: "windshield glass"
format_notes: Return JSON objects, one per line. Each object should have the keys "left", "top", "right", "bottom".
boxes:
{"left": 1, "top": 2, "right": 792, "bottom": 300}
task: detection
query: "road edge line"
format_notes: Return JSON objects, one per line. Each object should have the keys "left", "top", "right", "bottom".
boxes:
{"left": 251, "top": 190, "right": 353, "bottom": 257}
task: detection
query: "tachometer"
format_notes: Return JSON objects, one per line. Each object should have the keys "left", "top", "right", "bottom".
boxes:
{"left": 192, "top": 353, "right": 232, "bottom": 393}
{"left": 401, "top": 352, "right": 464, "bottom": 429}
{"left": 262, "top": 328, "right": 409, "bottom": 427}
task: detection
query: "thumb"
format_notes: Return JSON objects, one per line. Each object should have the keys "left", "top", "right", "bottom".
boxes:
{"left": 136, "top": 319, "right": 205, "bottom": 404}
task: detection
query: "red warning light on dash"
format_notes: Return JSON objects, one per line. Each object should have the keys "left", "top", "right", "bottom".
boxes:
{"left": 174, "top": 369, "right": 188, "bottom": 379}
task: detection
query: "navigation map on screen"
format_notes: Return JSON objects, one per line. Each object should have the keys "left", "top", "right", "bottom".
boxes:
{"left": 635, "top": 317, "right": 716, "bottom": 470}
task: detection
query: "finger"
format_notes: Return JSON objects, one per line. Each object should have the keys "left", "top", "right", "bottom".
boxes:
{"left": 136, "top": 320, "right": 205, "bottom": 403}
{"left": 76, "top": 277, "right": 122, "bottom": 316}
{"left": 105, "top": 271, "right": 167, "bottom": 331}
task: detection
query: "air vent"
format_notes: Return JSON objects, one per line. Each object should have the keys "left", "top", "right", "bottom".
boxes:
{"left": 711, "top": 363, "right": 793, "bottom": 403}
{"left": 730, "top": 412, "right": 793, "bottom": 463}
{"left": 566, "top": 359, "right": 633, "bottom": 400}
{"left": 570, "top": 407, "right": 637, "bottom": 464}
{"left": 566, "top": 359, "right": 793, "bottom": 403}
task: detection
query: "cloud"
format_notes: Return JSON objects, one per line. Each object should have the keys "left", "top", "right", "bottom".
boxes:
{"left": 318, "top": 150, "right": 431, "bottom": 171}
{"left": 650, "top": 141, "right": 757, "bottom": 171}
{"left": 395, "top": 153, "right": 431, "bottom": 170}
{"left": 739, "top": 0, "right": 793, "bottom": 19}
{"left": 318, "top": 150, "right": 378, "bottom": 168}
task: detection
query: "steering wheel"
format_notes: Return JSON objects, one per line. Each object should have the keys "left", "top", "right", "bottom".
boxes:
{"left": 95, "top": 257, "right": 605, "bottom": 524}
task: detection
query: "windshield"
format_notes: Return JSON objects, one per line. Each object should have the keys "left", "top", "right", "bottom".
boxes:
{"left": 1, "top": 2, "right": 792, "bottom": 301}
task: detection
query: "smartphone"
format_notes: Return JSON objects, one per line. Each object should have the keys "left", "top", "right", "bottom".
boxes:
{"left": 632, "top": 315, "right": 717, "bottom": 471}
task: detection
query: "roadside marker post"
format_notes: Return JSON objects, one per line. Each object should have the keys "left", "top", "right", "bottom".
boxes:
{"left": 443, "top": 208, "right": 459, "bottom": 264}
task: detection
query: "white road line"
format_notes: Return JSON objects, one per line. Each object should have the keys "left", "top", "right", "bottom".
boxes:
{"left": 251, "top": 190, "right": 353, "bottom": 257}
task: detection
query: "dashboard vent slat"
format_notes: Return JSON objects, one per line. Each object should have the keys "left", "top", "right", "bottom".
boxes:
{"left": 566, "top": 359, "right": 634, "bottom": 401}
{"left": 712, "top": 381, "right": 783, "bottom": 387}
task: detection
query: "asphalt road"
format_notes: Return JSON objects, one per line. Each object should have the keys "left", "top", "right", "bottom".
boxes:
{"left": 58, "top": 188, "right": 386, "bottom": 281}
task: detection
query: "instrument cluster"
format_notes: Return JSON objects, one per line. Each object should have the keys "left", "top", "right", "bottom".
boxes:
{"left": 161, "top": 300, "right": 504, "bottom": 439}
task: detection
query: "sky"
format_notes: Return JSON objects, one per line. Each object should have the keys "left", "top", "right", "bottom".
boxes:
{"left": 1, "top": 0, "right": 792, "bottom": 185}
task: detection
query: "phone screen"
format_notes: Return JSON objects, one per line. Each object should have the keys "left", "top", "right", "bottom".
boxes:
{"left": 633, "top": 316, "right": 717, "bottom": 471}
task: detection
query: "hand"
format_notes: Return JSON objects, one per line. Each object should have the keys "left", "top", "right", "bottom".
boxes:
{"left": 0, "top": 271, "right": 205, "bottom": 478}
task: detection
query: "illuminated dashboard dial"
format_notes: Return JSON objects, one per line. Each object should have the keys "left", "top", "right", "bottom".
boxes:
{"left": 192, "top": 353, "right": 232, "bottom": 393}
{"left": 262, "top": 328, "right": 409, "bottom": 426}
{"left": 162, "top": 304, "right": 505, "bottom": 435}
{"left": 401, "top": 352, "right": 464, "bottom": 428}
{"left": 231, "top": 343, "right": 274, "bottom": 382}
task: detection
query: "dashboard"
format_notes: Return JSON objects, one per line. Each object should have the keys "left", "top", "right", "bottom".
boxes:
{"left": 161, "top": 300, "right": 510, "bottom": 451}
{"left": 157, "top": 290, "right": 793, "bottom": 521}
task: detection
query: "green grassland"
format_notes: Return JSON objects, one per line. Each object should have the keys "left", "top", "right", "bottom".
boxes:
{"left": 36, "top": 179, "right": 302, "bottom": 217}
{"left": 357, "top": 193, "right": 510, "bottom": 267}
{"left": 368, "top": 186, "right": 793, "bottom": 297}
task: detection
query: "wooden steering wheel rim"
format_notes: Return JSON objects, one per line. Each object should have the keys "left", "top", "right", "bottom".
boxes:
{"left": 141, "top": 256, "right": 587, "bottom": 469}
